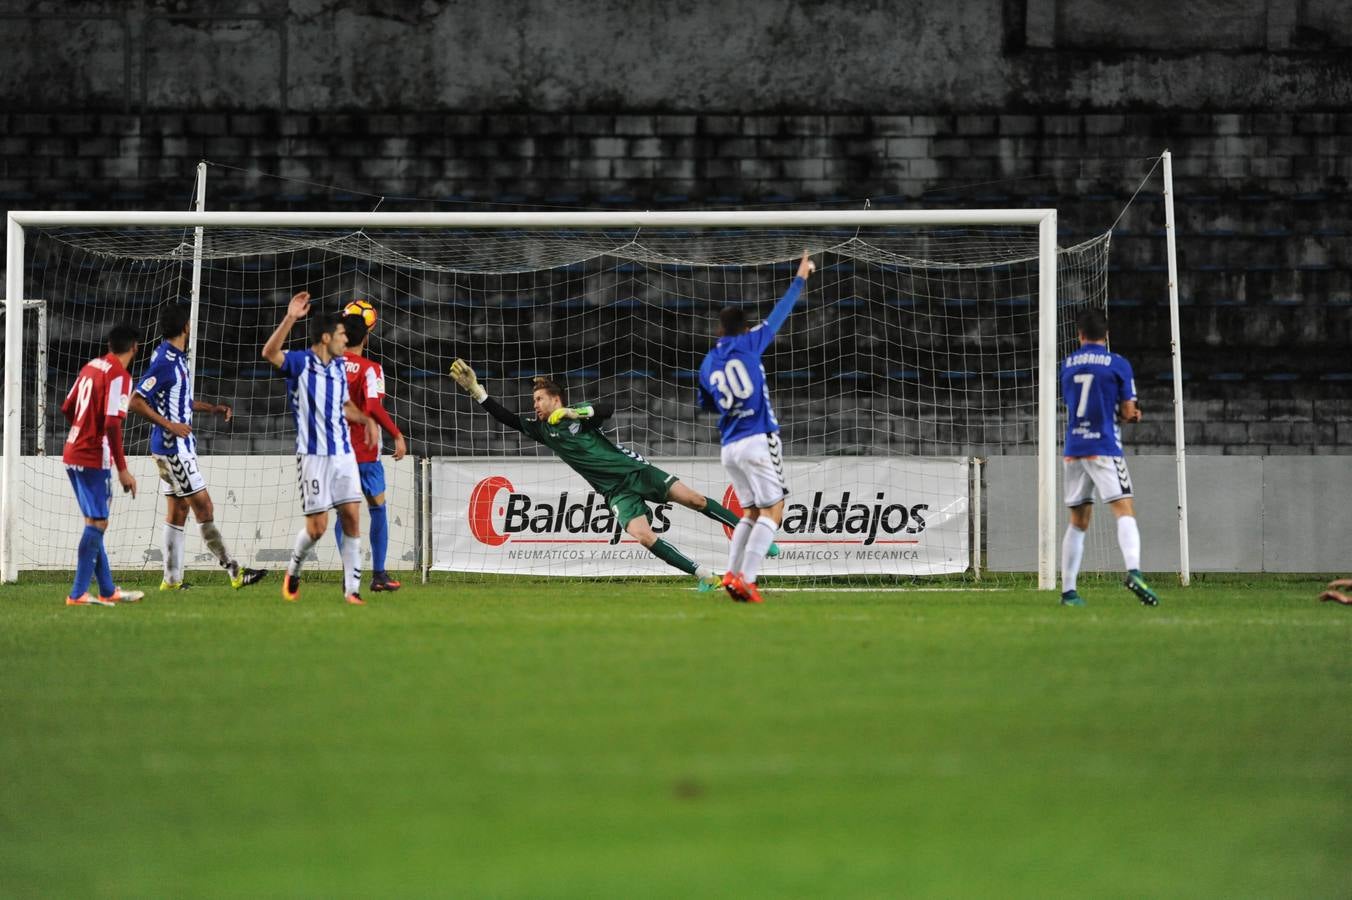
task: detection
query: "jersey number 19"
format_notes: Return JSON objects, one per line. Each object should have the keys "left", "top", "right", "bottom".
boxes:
{"left": 66, "top": 375, "right": 94, "bottom": 444}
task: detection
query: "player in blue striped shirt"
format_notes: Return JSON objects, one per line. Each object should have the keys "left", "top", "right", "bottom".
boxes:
{"left": 263, "top": 291, "right": 380, "bottom": 605}
{"left": 698, "top": 250, "right": 814, "bottom": 603}
{"left": 129, "top": 303, "right": 266, "bottom": 591}
{"left": 1059, "top": 308, "right": 1158, "bottom": 607}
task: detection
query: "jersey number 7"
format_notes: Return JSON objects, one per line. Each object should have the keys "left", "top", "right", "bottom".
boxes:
{"left": 1072, "top": 372, "right": 1094, "bottom": 417}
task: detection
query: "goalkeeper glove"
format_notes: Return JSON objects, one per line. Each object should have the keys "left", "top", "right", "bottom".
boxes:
{"left": 547, "top": 404, "right": 593, "bottom": 426}
{"left": 449, "top": 359, "right": 487, "bottom": 402}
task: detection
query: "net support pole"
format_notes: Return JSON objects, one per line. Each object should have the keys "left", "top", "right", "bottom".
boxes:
{"left": 1162, "top": 150, "right": 1192, "bottom": 586}
{"left": 1036, "top": 210, "right": 1058, "bottom": 591}
{"left": 2, "top": 215, "right": 24, "bottom": 582}
{"left": 970, "top": 457, "right": 983, "bottom": 581}
{"left": 33, "top": 299, "right": 46, "bottom": 456}
{"left": 420, "top": 457, "right": 432, "bottom": 585}
{"left": 187, "top": 161, "right": 208, "bottom": 385}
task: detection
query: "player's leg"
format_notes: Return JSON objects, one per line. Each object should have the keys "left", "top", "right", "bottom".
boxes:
{"left": 286, "top": 456, "right": 332, "bottom": 601}
{"left": 366, "top": 493, "right": 397, "bottom": 588}
{"left": 185, "top": 489, "right": 266, "bottom": 588}
{"left": 726, "top": 436, "right": 789, "bottom": 600}
{"left": 615, "top": 494, "right": 719, "bottom": 588}
{"left": 714, "top": 445, "right": 757, "bottom": 598}
{"left": 66, "top": 465, "right": 106, "bottom": 604}
{"left": 1095, "top": 457, "right": 1157, "bottom": 605}
{"left": 161, "top": 494, "right": 189, "bottom": 590}
{"left": 336, "top": 500, "right": 365, "bottom": 604}
{"left": 666, "top": 476, "right": 781, "bottom": 563}
{"left": 360, "top": 462, "right": 398, "bottom": 591}
{"left": 154, "top": 455, "right": 189, "bottom": 589}
{"left": 666, "top": 478, "right": 738, "bottom": 528}
{"left": 1060, "top": 459, "right": 1093, "bottom": 606}
{"left": 738, "top": 499, "right": 784, "bottom": 599}
{"left": 331, "top": 455, "right": 366, "bottom": 604}
{"left": 65, "top": 467, "right": 140, "bottom": 606}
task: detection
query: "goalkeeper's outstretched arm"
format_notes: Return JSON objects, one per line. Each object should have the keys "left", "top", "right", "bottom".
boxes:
{"left": 546, "top": 400, "right": 614, "bottom": 427}
{"left": 450, "top": 358, "right": 528, "bottom": 435}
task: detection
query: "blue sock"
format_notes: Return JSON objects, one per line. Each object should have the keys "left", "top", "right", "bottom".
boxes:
{"left": 94, "top": 538, "right": 115, "bottom": 598}
{"left": 334, "top": 517, "right": 344, "bottom": 555}
{"left": 71, "top": 525, "right": 101, "bottom": 598}
{"left": 369, "top": 504, "right": 388, "bottom": 574}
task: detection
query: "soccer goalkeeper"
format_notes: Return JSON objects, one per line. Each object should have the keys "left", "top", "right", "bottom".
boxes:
{"left": 449, "top": 364, "right": 763, "bottom": 589}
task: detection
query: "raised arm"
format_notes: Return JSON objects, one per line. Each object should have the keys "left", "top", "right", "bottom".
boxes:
{"left": 753, "top": 251, "right": 816, "bottom": 350}
{"left": 262, "top": 291, "right": 311, "bottom": 367}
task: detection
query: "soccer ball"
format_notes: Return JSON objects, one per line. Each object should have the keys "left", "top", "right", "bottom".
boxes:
{"left": 343, "top": 298, "right": 377, "bottom": 330}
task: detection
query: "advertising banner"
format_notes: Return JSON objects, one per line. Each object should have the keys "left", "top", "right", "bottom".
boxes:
{"left": 431, "top": 457, "right": 969, "bottom": 577}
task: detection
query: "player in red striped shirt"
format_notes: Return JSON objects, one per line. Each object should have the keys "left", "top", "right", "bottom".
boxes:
{"left": 61, "top": 323, "right": 145, "bottom": 606}
{"left": 334, "top": 313, "right": 407, "bottom": 591}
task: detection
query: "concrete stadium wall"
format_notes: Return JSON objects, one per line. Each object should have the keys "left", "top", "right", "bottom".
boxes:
{"left": 0, "top": 0, "right": 1347, "bottom": 457}
{"left": 1, "top": 1, "right": 1349, "bottom": 113}
{"left": 986, "top": 454, "right": 1352, "bottom": 573}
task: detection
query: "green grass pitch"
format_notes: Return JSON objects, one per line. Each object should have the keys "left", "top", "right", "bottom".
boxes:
{"left": 1, "top": 573, "right": 1349, "bottom": 898}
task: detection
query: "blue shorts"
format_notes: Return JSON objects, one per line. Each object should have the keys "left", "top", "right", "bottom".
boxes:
{"left": 357, "top": 461, "right": 386, "bottom": 500}
{"left": 67, "top": 466, "right": 112, "bottom": 520}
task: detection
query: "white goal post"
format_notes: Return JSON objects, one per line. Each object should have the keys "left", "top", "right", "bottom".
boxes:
{"left": 3, "top": 208, "right": 1061, "bottom": 588}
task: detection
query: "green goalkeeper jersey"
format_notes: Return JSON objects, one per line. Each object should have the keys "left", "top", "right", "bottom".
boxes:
{"left": 482, "top": 398, "right": 655, "bottom": 497}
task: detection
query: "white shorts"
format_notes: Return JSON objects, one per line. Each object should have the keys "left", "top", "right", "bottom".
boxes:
{"left": 297, "top": 453, "right": 362, "bottom": 516}
{"left": 1064, "top": 456, "right": 1133, "bottom": 507}
{"left": 721, "top": 432, "right": 789, "bottom": 510}
{"left": 154, "top": 446, "right": 207, "bottom": 498}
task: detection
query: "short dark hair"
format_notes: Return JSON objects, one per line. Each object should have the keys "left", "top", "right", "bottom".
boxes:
{"left": 341, "top": 313, "right": 368, "bottom": 347}
{"left": 531, "top": 375, "right": 565, "bottom": 402}
{"left": 107, "top": 323, "right": 138, "bottom": 354}
{"left": 1076, "top": 309, "right": 1109, "bottom": 341}
{"left": 308, "top": 310, "right": 341, "bottom": 345}
{"left": 719, "top": 306, "right": 748, "bottom": 335}
{"left": 159, "top": 303, "right": 191, "bottom": 340}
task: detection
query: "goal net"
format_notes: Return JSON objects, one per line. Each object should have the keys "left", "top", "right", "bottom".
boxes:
{"left": 2, "top": 211, "right": 1112, "bottom": 588}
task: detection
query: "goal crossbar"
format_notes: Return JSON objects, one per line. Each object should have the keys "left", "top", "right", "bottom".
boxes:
{"left": 2, "top": 208, "right": 1060, "bottom": 588}
{"left": 8, "top": 209, "right": 1054, "bottom": 229}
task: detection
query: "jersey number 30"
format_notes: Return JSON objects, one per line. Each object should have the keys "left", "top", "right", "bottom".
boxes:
{"left": 708, "top": 359, "right": 754, "bottom": 410}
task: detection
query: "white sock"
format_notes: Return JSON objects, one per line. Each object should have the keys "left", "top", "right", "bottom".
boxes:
{"left": 1061, "top": 524, "right": 1086, "bottom": 593}
{"left": 741, "top": 518, "right": 780, "bottom": 583}
{"left": 341, "top": 533, "right": 362, "bottom": 596}
{"left": 163, "top": 523, "right": 185, "bottom": 583}
{"left": 727, "top": 518, "right": 754, "bottom": 575}
{"left": 288, "top": 528, "right": 319, "bottom": 578}
{"left": 199, "top": 521, "right": 237, "bottom": 577}
{"left": 1117, "top": 515, "right": 1141, "bottom": 572}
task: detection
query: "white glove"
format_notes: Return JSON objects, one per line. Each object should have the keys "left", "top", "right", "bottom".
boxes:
{"left": 449, "top": 358, "right": 487, "bottom": 402}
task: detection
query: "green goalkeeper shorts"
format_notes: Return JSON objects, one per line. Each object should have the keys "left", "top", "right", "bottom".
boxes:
{"left": 606, "top": 466, "right": 679, "bottom": 528}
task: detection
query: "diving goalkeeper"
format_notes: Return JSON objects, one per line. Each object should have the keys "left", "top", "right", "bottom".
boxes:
{"left": 449, "top": 365, "right": 765, "bottom": 589}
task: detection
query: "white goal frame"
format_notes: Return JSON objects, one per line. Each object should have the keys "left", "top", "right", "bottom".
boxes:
{"left": 3, "top": 208, "right": 1061, "bottom": 588}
